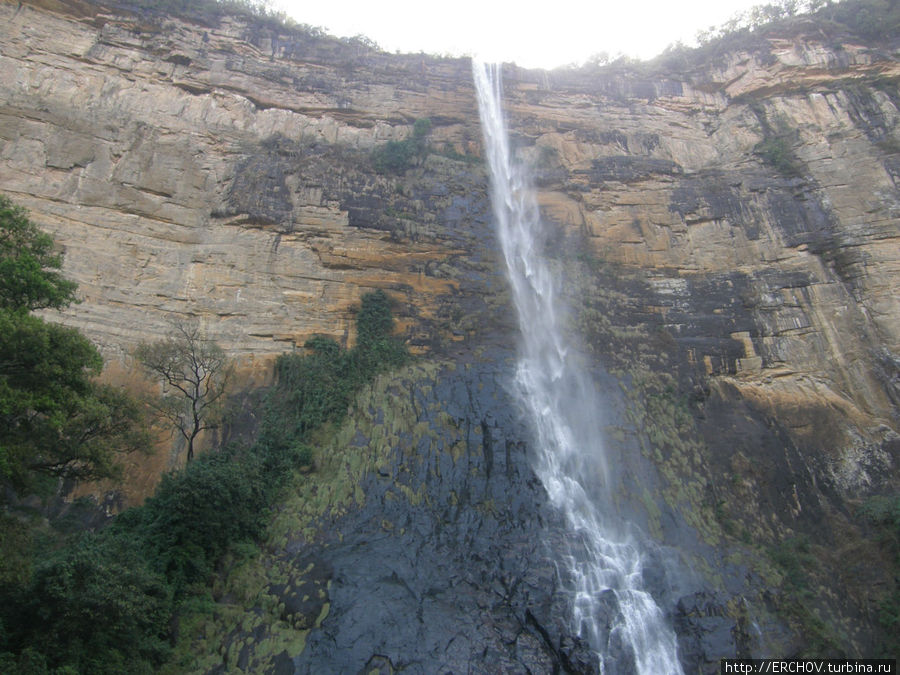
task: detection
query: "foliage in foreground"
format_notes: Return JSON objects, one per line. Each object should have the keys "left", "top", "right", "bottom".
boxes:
{"left": 0, "top": 195, "right": 147, "bottom": 493}
{"left": 0, "top": 289, "right": 408, "bottom": 673}
{"left": 0, "top": 196, "right": 76, "bottom": 313}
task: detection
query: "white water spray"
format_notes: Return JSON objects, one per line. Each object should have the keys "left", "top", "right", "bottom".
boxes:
{"left": 473, "top": 62, "right": 683, "bottom": 674}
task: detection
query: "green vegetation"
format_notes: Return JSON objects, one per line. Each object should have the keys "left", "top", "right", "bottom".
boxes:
{"left": 0, "top": 196, "right": 76, "bottom": 313}
{"left": 766, "top": 536, "right": 847, "bottom": 656}
{"left": 110, "top": 0, "right": 312, "bottom": 31}
{"left": 263, "top": 290, "right": 408, "bottom": 450}
{"left": 0, "top": 195, "right": 155, "bottom": 671}
{"left": 8, "top": 533, "right": 172, "bottom": 674}
{"left": 801, "top": 0, "right": 900, "bottom": 40}
{"left": 750, "top": 103, "right": 805, "bottom": 176}
{"left": 754, "top": 134, "right": 802, "bottom": 175}
{"left": 694, "top": 0, "right": 826, "bottom": 46}
{"left": 0, "top": 262, "right": 408, "bottom": 671}
{"left": 131, "top": 449, "right": 270, "bottom": 591}
{"left": 768, "top": 535, "right": 817, "bottom": 598}
{"left": 0, "top": 195, "right": 147, "bottom": 493}
{"left": 859, "top": 493, "right": 900, "bottom": 656}
{"left": 859, "top": 493, "right": 900, "bottom": 545}
{"left": 371, "top": 118, "right": 432, "bottom": 174}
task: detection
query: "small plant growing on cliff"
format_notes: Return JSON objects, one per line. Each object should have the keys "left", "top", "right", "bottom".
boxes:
{"left": 135, "top": 321, "right": 233, "bottom": 465}
{"left": 371, "top": 118, "right": 432, "bottom": 174}
{"left": 751, "top": 105, "right": 804, "bottom": 176}
{"left": 754, "top": 135, "right": 803, "bottom": 176}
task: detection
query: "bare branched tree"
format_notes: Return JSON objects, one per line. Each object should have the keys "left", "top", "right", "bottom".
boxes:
{"left": 135, "top": 321, "right": 233, "bottom": 464}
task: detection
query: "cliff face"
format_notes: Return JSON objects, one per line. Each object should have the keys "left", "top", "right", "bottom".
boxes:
{"left": 2, "top": 0, "right": 899, "bottom": 669}
{"left": 0, "top": 0, "right": 489, "bottom": 365}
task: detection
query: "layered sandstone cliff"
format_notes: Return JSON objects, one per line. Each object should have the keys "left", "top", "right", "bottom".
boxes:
{"left": 2, "top": 2, "right": 896, "bottom": 429}
{"left": 0, "top": 0, "right": 486, "bottom": 368}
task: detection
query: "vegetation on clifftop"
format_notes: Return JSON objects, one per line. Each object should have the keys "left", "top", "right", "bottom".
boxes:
{"left": 578, "top": 0, "right": 900, "bottom": 78}
{"left": 107, "top": 0, "right": 313, "bottom": 31}
{"left": 692, "top": 0, "right": 900, "bottom": 47}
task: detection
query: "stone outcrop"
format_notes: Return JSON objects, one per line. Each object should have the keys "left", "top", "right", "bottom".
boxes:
{"left": 1, "top": 0, "right": 899, "bottom": 668}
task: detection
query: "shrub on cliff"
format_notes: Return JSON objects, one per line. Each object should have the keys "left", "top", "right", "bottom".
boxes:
{"left": 754, "top": 134, "right": 803, "bottom": 176}
{"left": 261, "top": 289, "right": 409, "bottom": 459}
{"left": 372, "top": 118, "right": 432, "bottom": 174}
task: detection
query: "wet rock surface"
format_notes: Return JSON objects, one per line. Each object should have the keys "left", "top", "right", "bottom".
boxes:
{"left": 227, "top": 346, "right": 799, "bottom": 674}
{"left": 285, "top": 351, "right": 602, "bottom": 674}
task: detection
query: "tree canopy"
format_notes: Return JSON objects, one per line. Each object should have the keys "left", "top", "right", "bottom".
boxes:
{"left": 0, "top": 195, "right": 145, "bottom": 493}
{"left": 0, "top": 196, "right": 77, "bottom": 313}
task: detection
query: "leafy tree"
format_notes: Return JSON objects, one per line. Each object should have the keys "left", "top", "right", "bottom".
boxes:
{"left": 0, "top": 195, "right": 77, "bottom": 313}
{"left": 139, "top": 449, "right": 267, "bottom": 588}
{"left": 13, "top": 533, "right": 171, "bottom": 673}
{"left": 135, "top": 321, "right": 233, "bottom": 464}
{"left": 0, "top": 314, "right": 101, "bottom": 483}
{"left": 0, "top": 196, "right": 146, "bottom": 492}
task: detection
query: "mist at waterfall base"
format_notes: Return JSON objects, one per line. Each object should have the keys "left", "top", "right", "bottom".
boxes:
{"left": 473, "top": 61, "right": 684, "bottom": 674}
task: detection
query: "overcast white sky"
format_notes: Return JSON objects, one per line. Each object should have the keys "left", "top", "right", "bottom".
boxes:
{"left": 274, "top": 0, "right": 779, "bottom": 68}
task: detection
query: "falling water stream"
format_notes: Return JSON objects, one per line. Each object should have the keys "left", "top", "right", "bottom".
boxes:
{"left": 473, "top": 62, "right": 683, "bottom": 674}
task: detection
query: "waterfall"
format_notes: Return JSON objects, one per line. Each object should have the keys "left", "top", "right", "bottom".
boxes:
{"left": 473, "top": 61, "right": 683, "bottom": 675}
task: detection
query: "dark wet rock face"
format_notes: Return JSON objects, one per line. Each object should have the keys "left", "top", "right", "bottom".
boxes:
{"left": 288, "top": 352, "right": 600, "bottom": 674}
{"left": 237, "top": 345, "right": 778, "bottom": 674}
{"left": 675, "top": 592, "right": 739, "bottom": 673}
